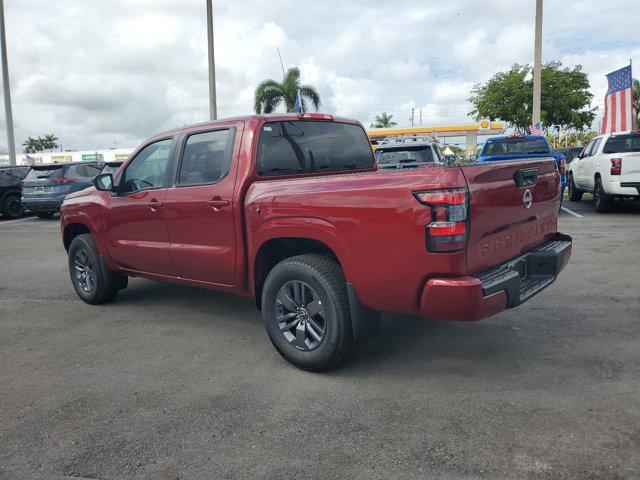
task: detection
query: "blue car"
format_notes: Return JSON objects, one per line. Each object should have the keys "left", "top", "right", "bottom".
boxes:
{"left": 22, "top": 162, "right": 103, "bottom": 218}
{"left": 476, "top": 135, "right": 566, "bottom": 192}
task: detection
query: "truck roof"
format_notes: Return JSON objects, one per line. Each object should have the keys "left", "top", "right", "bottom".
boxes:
{"left": 152, "top": 113, "right": 362, "bottom": 139}
{"left": 486, "top": 134, "right": 547, "bottom": 141}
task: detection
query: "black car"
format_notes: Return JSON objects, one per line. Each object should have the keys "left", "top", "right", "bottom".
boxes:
{"left": 552, "top": 147, "right": 583, "bottom": 165}
{"left": 21, "top": 162, "right": 103, "bottom": 218}
{"left": 0, "top": 165, "right": 30, "bottom": 219}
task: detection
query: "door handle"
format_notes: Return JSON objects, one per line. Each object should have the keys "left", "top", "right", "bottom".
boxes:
{"left": 207, "top": 198, "right": 230, "bottom": 208}
{"left": 148, "top": 199, "right": 163, "bottom": 209}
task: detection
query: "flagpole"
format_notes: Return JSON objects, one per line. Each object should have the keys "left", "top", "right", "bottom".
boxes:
{"left": 0, "top": 0, "right": 16, "bottom": 166}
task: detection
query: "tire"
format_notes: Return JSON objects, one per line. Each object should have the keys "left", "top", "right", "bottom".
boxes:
{"left": 567, "top": 174, "right": 583, "bottom": 202}
{"left": 1, "top": 194, "right": 25, "bottom": 219}
{"left": 593, "top": 177, "right": 613, "bottom": 213}
{"left": 261, "top": 254, "right": 353, "bottom": 371}
{"left": 35, "top": 212, "right": 54, "bottom": 219}
{"left": 68, "top": 233, "right": 127, "bottom": 304}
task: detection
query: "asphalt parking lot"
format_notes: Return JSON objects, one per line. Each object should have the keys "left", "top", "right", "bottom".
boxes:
{"left": 1, "top": 199, "right": 639, "bottom": 480}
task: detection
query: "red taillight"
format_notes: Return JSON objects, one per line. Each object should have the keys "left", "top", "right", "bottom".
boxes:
{"left": 610, "top": 158, "right": 622, "bottom": 175}
{"left": 413, "top": 188, "right": 469, "bottom": 253}
{"left": 559, "top": 158, "right": 566, "bottom": 174}
{"left": 298, "top": 113, "right": 334, "bottom": 121}
{"left": 50, "top": 177, "right": 76, "bottom": 183}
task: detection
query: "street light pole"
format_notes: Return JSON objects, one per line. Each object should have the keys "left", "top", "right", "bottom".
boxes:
{"left": 0, "top": 0, "right": 16, "bottom": 165}
{"left": 206, "top": 0, "right": 217, "bottom": 120}
{"left": 531, "top": 0, "right": 543, "bottom": 125}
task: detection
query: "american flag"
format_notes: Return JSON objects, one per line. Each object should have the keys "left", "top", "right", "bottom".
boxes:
{"left": 529, "top": 122, "right": 543, "bottom": 135}
{"left": 601, "top": 64, "right": 634, "bottom": 134}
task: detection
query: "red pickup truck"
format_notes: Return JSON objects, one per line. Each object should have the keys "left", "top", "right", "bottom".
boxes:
{"left": 61, "top": 113, "right": 571, "bottom": 370}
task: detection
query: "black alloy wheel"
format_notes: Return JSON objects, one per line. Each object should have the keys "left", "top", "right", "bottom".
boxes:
{"left": 275, "top": 280, "right": 327, "bottom": 351}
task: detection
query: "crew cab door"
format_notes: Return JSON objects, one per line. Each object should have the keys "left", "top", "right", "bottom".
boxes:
{"left": 583, "top": 137, "right": 602, "bottom": 190}
{"left": 102, "top": 137, "right": 178, "bottom": 276}
{"left": 163, "top": 125, "right": 241, "bottom": 285}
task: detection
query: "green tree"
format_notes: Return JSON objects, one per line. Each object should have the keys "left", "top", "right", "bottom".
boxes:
{"left": 469, "top": 61, "right": 595, "bottom": 133}
{"left": 254, "top": 67, "right": 320, "bottom": 114}
{"left": 41, "top": 133, "right": 59, "bottom": 151}
{"left": 370, "top": 112, "right": 397, "bottom": 128}
{"left": 22, "top": 136, "right": 43, "bottom": 153}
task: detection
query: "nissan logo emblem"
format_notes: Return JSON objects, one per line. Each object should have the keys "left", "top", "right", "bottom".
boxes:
{"left": 523, "top": 189, "right": 533, "bottom": 209}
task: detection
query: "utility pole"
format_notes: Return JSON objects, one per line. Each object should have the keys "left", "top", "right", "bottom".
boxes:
{"left": 410, "top": 108, "right": 415, "bottom": 127}
{"left": 419, "top": 109, "right": 422, "bottom": 125}
{"left": 0, "top": 0, "right": 16, "bottom": 165}
{"left": 531, "top": 0, "right": 543, "bottom": 125}
{"left": 206, "top": 0, "right": 217, "bottom": 120}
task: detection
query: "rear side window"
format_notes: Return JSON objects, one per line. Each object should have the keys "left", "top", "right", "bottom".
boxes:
{"left": 178, "top": 129, "right": 235, "bottom": 186}
{"left": 603, "top": 134, "right": 640, "bottom": 154}
{"left": 25, "top": 166, "right": 65, "bottom": 180}
{"left": 256, "top": 121, "right": 374, "bottom": 176}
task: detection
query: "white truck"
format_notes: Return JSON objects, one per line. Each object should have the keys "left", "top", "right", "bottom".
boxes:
{"left": 567, "top": 131, "right": 640, "bottom": 212}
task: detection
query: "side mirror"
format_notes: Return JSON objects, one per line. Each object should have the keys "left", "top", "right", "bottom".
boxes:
{"left": 93, "top": 173, "right": 114, "bottom": 191}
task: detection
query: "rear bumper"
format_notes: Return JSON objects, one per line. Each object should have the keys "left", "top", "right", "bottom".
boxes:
{"left": 21, "top": 197, "right": 64, "bottom": 212}
{"left": 619, "top": 182, "right": 640, "bottom": 195}
{"left": 419, "top": 233, "right": 572, "bottom": 321}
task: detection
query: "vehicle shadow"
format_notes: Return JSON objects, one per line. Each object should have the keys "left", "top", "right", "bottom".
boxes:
{"left": 110, "top": 278, "right": 553, "bottom": 378}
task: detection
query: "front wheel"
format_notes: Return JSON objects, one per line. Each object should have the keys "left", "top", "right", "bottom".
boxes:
{"left": 68, "top": 233, "right": 127, "bottom": 304}
{"left": 261, "top": 254, "right": 353, "bottom": 371}
{"left": 593, "top": 178, "right": 613, "bottom": 213}
{"left": 567, "top": 174, "right": 583, "bottom": 202}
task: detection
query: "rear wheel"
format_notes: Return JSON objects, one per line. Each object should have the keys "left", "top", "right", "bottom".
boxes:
{"left": 567, "top": 174, "right": 583, "bottom": 202}
{"left": 35, "top": 212, "right": 54, "bottom": 219}
{"left": 1, "top": 194, "right": 24, "bottom": 219}
{"left": 593, "top": 178, "right": 613, "bottom": 213}
{"left": 261, "top": 254, "right": 353, "bottom": 371}
{"left": 68, "top": 233, "right": 127, "bottom": 304}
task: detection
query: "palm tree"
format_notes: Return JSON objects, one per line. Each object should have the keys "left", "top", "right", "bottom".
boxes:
{"left": 254, "top": 67, "right": 320, "bottom": 114}
{"left": 370, "top": 112, "right": 397, "bottom": 128}
{"left": 22, "top": 137, "right": 42, "bottom": 153}
{"left": 42, "top": 133, "right": 59, "bottom": 151}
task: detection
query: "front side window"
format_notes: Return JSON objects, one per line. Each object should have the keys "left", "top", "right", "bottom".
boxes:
{"left": 256, "top": 121, "right": 374, "bottom": 176}
{"left": 582, "top": 139, "right": 596, "bottom": 158}
{"left": 177, "top": 129, "right": 235, "bottom": 186}
{"left": 603, "top": 134, "right": 640, "bottom": 154}
{"left": 120, "top": 138, "right": 173, "bottom": 193}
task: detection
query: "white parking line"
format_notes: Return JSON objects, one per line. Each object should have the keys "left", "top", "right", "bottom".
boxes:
{"left": 561, "top": 206, "right": 583, "bottom": 218}
{"left": 0, "top": 216, "right": 38, "bottom": 225}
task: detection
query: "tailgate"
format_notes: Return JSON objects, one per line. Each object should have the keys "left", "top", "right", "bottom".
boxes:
{"left": 462, "top": 158, "right": 560, "bottom": 274}
{"left": 620, "top": 152, "right": 640, "bottom": 184}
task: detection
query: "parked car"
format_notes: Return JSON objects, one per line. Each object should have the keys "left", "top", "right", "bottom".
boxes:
{"left": 22, "top": 162, "right": 103, "bottom": 218}
{"left": 60, "top": 113, "right": 571, "bottom": 370}
{"left": 477, "top": 135, "right": 566, "bottom": 193}
{"left": 552, "top": 147, "right": 583, "bottom": 165}
{"left": 374, "top": 139, "right": 446, "bottom": 168}
{"left": 100, "top": 161, "right": 124, "bottom": 176}
{"left": 567, "top": 131, "right": 640, "bottom": 212}
{"left": 0, "top": 165, "right": 30, "bottom": 219}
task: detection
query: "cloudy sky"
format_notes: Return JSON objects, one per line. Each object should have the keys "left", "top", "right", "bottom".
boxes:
{"left": 1, "top": 0, "right": 638, "bottom": 150}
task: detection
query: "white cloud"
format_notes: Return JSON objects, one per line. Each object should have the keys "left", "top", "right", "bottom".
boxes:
{"left": 0, "top": 0, "right": 637, "bottom": 151}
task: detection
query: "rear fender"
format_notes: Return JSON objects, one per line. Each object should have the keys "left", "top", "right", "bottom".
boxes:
{"left": 248, "top": 216, "right": 353, "bottom": 294}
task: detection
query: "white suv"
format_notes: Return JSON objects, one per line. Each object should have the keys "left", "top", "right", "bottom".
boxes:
{"left": 567, "top": 131, "right": 640, "bottom": 212}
